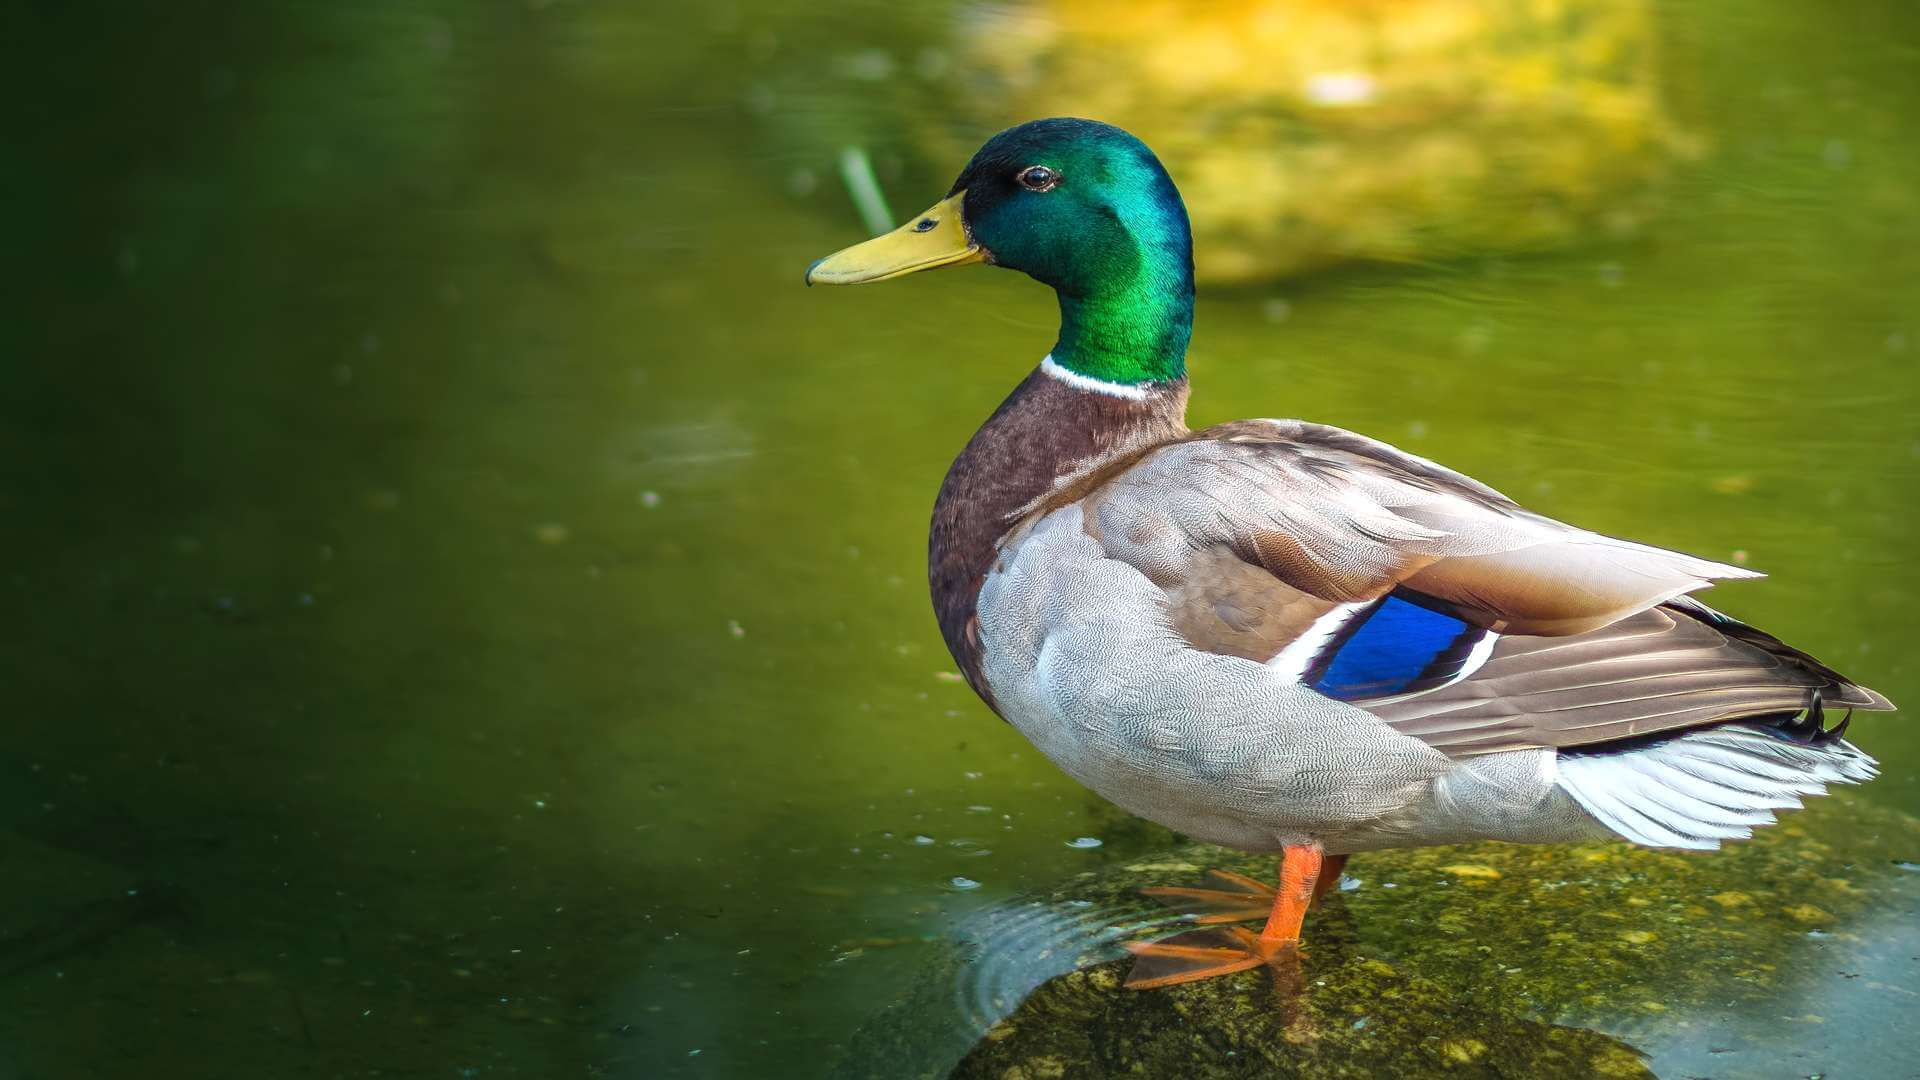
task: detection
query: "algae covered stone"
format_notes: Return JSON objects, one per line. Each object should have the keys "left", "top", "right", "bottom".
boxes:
{"left": 837, "top": 797, "right": 1920, "bottom": 1078}
{"left": 948, "top": 948, "right": 1654, "bottom": 1079}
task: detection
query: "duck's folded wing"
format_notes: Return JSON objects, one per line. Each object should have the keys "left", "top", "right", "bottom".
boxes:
{"left": 1075, "top": 419, "right": 1890, "bottom": 755}
{"left": 1086, "top": 418, "right": 1756, "bottom": 636}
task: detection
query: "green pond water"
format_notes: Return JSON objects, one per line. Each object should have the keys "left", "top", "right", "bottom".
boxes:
{"left": 4, "top": 2, "right": 1918, "bottom": 1077}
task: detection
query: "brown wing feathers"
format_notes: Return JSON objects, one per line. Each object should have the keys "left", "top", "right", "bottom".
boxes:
{"left": 1363, "top": 599, "right": 1892, "bottom": 756}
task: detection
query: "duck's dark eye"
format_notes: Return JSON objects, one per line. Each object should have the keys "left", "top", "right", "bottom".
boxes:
{"left": 1016, "top": 165, "right": 1060, "bottom": 192}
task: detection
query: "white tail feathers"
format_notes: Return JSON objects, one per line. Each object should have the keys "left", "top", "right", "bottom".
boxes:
{"left": 1556, "top": 725, "right": 1877, "bottom": 850}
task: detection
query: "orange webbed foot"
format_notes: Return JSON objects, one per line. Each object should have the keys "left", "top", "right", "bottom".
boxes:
{"left": 1122, "top": 926, "right": 1299, "bottom": 989}
{"left": 1138, "top": 867, "right": 1275, "bottom": 924}
{"left": 1125, "top": 845, "right": 1330, "bottom": 991}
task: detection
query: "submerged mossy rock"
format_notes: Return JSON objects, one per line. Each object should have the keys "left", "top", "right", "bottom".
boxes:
{"left": 912, "top": 0, "right": 1698, "bottom": 284}
{"left": 839, "top": 797, "right": 1920, "bottom": 1079}
{"left": 956, "top": 956, "right": 1653, "bottom": 1080}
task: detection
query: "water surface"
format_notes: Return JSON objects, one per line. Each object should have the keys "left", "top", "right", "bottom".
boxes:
{"left": 4, "top": 2, "right": 1917, "bottom": 1076}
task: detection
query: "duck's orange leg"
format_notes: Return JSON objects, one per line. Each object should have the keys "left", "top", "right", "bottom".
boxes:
{"left": 1124, "top": 843, "right": 1327, "bottom": 990}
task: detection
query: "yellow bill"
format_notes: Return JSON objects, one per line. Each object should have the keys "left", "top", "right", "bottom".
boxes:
{"left": 806, "top": 192, "right": 985, "bottom": 286}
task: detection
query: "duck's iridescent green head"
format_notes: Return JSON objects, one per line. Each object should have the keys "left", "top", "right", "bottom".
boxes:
{"left": 808, "top": 118, "right": 1195, "bottom": 387}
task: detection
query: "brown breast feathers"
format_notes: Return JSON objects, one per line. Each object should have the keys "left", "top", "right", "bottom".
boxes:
{"left": 928, "top": 367, "right": 1189, "bottom": 710}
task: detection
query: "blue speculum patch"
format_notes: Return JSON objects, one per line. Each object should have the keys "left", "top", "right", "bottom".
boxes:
{"left": 1308, "top": 591, "right": 1486, "bottom": 700}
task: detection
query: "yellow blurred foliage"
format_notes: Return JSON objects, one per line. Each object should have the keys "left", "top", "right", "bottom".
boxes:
{"left": 922, "top": 0, "right": 1699, "bottom": 282}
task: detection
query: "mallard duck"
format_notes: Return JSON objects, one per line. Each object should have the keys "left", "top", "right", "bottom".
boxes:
{"left": 806, "top": 118, "right": 1894, "bottom": 989}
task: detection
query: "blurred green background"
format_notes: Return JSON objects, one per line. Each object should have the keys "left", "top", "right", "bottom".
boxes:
{"left": 3, "top": 1, "right": 1916, "bottom": 1077}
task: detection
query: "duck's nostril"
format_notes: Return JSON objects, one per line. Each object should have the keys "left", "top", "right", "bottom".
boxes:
{"left": 914, "top": 218, "right": 938, "bottom": 232}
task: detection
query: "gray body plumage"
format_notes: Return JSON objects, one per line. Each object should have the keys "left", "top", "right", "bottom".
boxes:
{"left": 978, "top": 502, "right": 1608, "bottom": 852}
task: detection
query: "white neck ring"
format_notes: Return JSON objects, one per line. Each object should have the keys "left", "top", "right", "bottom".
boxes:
{"left": 1039, "top": 355, "right": 1153, "bottom": 401}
